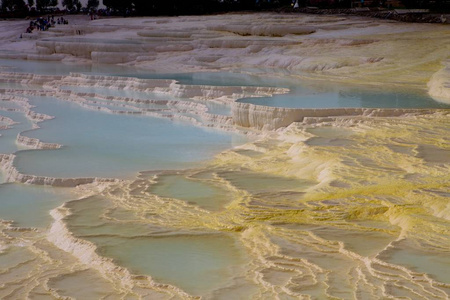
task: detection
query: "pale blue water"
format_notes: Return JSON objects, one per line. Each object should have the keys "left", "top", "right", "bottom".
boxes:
{"left": 0, "top": 110, "right": 33, "bottom": 153}
{"left": 2, "top": 59, "right": 447, "bottom": 109}
{"left": 14, "top": 95, "right": 245, "bottom": 179}
{"left": 0, "top": 58, "right": 448, "bottom": 298}
{"left": 89, "top": 233, "right": 246, "bottom": 295}
{"left": 114, "top": 71, "right": 274, "bottom": 86}
{"left": 237, "top": 87, "right": 450, "bottom": 109}
{"left": 0, "top": 183, "right": 71, "bottom": 228}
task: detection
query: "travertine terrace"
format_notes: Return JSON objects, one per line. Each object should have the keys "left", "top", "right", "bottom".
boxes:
{"left": 0, "top": 13, "right": 449, "bottom": 299}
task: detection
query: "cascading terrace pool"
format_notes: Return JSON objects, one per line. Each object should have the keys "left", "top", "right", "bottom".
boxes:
{"left": 0, "top": 55, "right": 449, "bottom": 300}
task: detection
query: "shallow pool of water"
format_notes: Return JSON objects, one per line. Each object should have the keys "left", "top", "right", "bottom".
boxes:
{"left": 3, "top": 59, "right": 448, "bottom": 110}
{"left": 90, "top": 234, "right": 246, "bottom": 296}
{"left": 150, "top": 174, "right": 233, "bottom": 211}
{"left": 238, "top": 87, "right": 450, "bottom": 109}
{"left": 0, "top": 183, "right": 72, "bottom": 228}
{"left": 380, "top": 240, "right": 450, "bottom": 284}
{"left": 65, "top": 195, "right": 248, "bottom": 296}
{"left": 14, "top": 96, "right": 245, "bottom": 179}
{"left": 0, "top": 57, "right": 448, "bottom": 299}
{"left": 0, "top": 110, "right": 33, "bottom": 154}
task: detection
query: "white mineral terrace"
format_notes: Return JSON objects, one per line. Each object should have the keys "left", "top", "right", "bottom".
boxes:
{"left": 0, "top": 14, "right": 449, "bottom": 102}
{"left": 0, "top": 13, "right": 448, "bottom": 300}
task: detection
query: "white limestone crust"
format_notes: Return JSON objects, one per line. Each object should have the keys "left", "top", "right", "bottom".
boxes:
{"left": 232, "top": 102, "right": 442, "bottom": 130}
{"left": 428, "top": 61, "right": 450, "bottom": 104}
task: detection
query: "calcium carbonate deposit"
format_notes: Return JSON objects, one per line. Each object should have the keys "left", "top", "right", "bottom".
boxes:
{"left": 0, "top": 13, "right": 449, "bottom": 299}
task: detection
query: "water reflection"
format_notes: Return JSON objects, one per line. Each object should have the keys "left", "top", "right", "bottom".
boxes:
{"left": 238, "top": 87, "right": 450, "bottom": 109}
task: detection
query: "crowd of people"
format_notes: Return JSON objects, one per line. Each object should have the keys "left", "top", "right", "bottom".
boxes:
{"left": 25, "top": 15, "right": 68, "bottom": 33}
